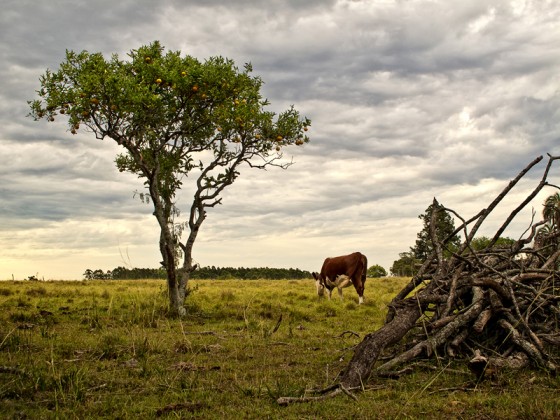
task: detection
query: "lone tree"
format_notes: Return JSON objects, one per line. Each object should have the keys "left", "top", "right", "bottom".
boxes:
{"left": 29, "top": 41, "right": 310, "bottom": 316}
{"left": 367, "top": 264, "right": 387, "bottom": 278}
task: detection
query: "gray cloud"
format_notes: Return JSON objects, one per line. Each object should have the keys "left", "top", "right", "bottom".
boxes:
{"left": 1, "top": 0, "right": 560, "bottom": 279}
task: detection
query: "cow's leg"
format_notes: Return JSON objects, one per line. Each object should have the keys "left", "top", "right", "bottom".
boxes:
{"left": 336, "top": 276, "right": 353, "bottom": 303}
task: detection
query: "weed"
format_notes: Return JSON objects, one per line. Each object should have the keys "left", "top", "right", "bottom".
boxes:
{"left": 220, "top": 290, "right": 235, "bottom": 302}
{"left": 26, "top": 287, "right": 47, "bottom": 297}
{"left": 81, "top": 310, "right": 103, "bottom": 330}
{"left": 286, "top": 307, "right": 311, "bottom": 323}
{"left": 258, "top": 302, "right": 275, "bottom": 319}
{"left": 97, "top": 332, "right": 126, "bottom": 359}
{"left": 344, "top": 301, "right": 357, "bottom": 310}
{"left": 16, "top": 297, "right": 31, "bottom": 308}
{"left": 0, "top": 328, "right": 21, "bottom": 351}
{"left": 40, "top": 326, "right": 56, "bottom": 339}
{"left": 55, "top": 366, "right": 88, "bottom": 402}
{"left": 265, "top": 378, "right": 305, "bottom": 401}
{"left": 132, "top": 336, "right": 151, "bottom": 359}
{"left": 174, "top": 340, "right": 192, "bottom": 354}
{"left": 316, "top": 304, "right": 338, "bottom": 318}
{"left": 9, "top": 311, "right": 36, "bottom": 323}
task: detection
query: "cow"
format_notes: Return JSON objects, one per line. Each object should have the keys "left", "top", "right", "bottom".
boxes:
{"left": 312, "top": 252, "right": 368, "bottom": 304}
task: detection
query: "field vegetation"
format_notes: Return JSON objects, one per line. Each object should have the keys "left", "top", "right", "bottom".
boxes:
{"left": 1, "top": 278, "right": 559, "bottom": 419}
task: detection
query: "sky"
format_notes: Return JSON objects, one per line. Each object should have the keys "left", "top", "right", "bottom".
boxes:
{"left": 1, "top": 0, "right": 559, "bottom": 280}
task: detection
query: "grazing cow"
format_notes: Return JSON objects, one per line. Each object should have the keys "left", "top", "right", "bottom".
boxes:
{"left": 312, "top": 252, "right": 368, "bottom": 304}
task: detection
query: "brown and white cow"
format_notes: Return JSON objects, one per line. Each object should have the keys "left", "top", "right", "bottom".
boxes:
{"left": 312, "top": 252, "right": 368, "bottom": 304}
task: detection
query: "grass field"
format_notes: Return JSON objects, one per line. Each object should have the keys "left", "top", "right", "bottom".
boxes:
{"left": 1, "top": 278, "right": 559, "bottom": 419}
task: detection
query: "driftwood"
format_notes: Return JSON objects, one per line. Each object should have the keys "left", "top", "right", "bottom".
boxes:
{"left": 279, "top": 154, "right": 560, "bottom": 405}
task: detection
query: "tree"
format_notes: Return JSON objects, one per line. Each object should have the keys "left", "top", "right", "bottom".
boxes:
{"left": 390, "top": 252, "right": 419, "bottom": 277}
{"left": 411, "top": 201, "right": 460, "bottom": 261}
{"left": 29, "top": 41, "right": 310, "bottom": 316}
{"left": 543, "top": 192, "right": 560, "bottom": 228}
{"left": 367, "top": 264, "right": 387, "bottom": 278}
{"left": 469, "top": 235, "right": 516, "bottom": 251}
{"left": 535, "top": 192, "right": 560, "bottom": 259}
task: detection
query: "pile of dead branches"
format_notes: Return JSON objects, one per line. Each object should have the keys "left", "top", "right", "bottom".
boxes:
{"left": 278, "top": 154, "right": 559, "bottom": 406}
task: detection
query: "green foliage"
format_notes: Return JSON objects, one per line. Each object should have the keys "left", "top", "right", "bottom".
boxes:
{"left": 87, "top": 265, "right": 311, "bottom": 280}
{"left": 543, "top": 192, "right": 560, "bottom": 228}
{"left": 83, "top": 269, "right": 112, "bottom": 280}
{"left": 192, "top": 266, "right": 311, "bottom": 280}
{"left": 392, "top": 201, "right": 460, "bottom": 276}
{"left": 537, "top": 193, "right": 560, "bottom": 262}
{"left": 390, "top": 251, "right": 420, "bottom": 277}
{"left": 86, "top": 266, "right": 164, "bottom": 280}
{"left": 469, "top": 236, "right": 516, "bottom": 251}
{"left": 367, "top": 264, "right": 387, "bottom": 278}
{"left": 29, "top": 41, "right": 310, "bottom": 203}
{"left": 29, "top": 41, "right": 310, "bottom": 312}
{"left": 411, "top": 201, "right": 461, "bottom": 261}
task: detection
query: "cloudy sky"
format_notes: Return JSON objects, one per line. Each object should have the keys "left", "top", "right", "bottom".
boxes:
{"left": 1, "top": 0, "right": 559, "bottom": 280}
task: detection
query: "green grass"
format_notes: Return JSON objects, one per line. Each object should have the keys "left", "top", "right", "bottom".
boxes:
{"left": 0, "top": 278, "right": 558, "bottom": 419}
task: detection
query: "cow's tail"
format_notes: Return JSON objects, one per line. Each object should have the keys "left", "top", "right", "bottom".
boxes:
{"left": 361, "top": 253, "right": 368, "bottom": 283}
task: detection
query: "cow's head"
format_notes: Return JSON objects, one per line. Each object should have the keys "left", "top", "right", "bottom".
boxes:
{"left": 312, "top": 272, "right": 325, "bottom": 297}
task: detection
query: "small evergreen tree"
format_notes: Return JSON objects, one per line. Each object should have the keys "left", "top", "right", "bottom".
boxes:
{"left": 411, "top": 200, "right": 460, "bottom": 261}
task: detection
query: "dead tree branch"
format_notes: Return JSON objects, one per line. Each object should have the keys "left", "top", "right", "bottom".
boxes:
{"left": 278, "top": 155, "right": 560, "bottom": 405}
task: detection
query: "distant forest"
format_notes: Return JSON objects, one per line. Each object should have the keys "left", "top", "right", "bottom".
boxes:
{"left": 83, "top": 266, "right": 312, "bottom": 280}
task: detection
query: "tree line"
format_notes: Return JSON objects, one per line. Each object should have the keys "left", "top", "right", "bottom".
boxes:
{"left": 83, "top": 266, "right": 312, "bottom": 280}
{"left": 84, "top": 264, "right": 390, "bottom": 280}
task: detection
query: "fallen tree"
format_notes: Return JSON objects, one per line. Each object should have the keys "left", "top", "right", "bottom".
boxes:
{"left": 279, "top": 154, "right": 560, "bottom": 405}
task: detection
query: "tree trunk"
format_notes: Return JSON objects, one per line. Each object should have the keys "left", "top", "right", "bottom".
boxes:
{"left": 339, "top": 298, "right": 422, "bottom": 388}
{"left": 160, "top": 227, "right": 186, "bottom": 317}
{"left": 151, "top": 190, "right": 186, "bottom": 317}
{"left": 167, "top": 273, "right": 184, "bottom": 316}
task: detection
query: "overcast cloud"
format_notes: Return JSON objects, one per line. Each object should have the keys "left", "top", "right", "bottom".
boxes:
{"left": 1, "top": 0, "right": 559, "bottom": 280}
